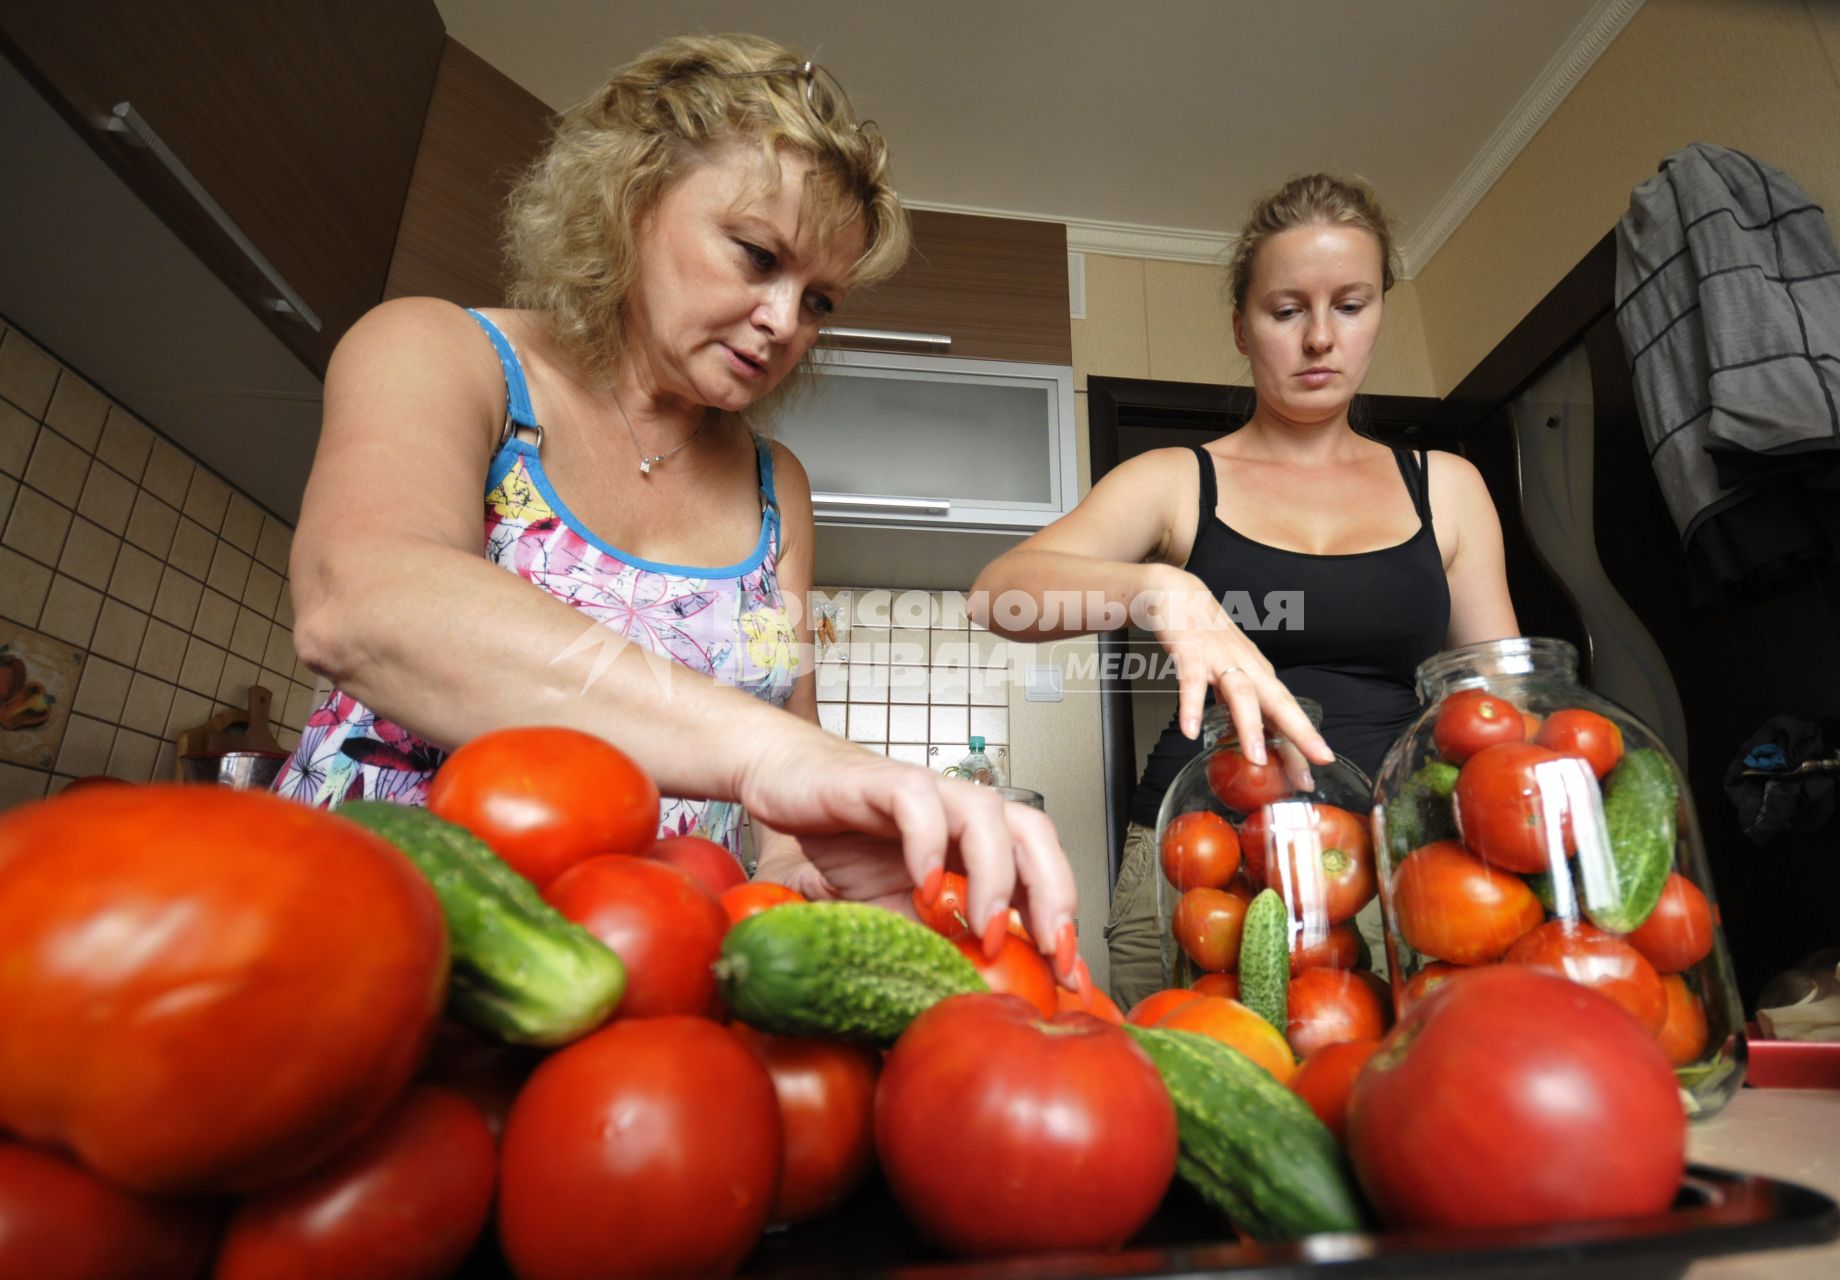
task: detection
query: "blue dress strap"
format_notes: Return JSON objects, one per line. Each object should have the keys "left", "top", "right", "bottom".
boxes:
{"left": 464, "top": 309, "right": 541, "bottom": 443}
{"left": 753, "top": 434, "right": 782, "bottom": 552}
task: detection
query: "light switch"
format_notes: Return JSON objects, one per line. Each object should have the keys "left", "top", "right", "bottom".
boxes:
{"left": 1024, "top": 663, "right": 1063, "bottom": 703}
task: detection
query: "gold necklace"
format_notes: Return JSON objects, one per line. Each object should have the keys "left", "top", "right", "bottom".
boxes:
{"left": 611, "top": 386, "right": 704, "bottom": 475}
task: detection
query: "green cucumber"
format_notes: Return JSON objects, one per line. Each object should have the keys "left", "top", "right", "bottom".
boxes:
{"left": 338, "top": 800, "right": 624, "bottom": 1046}
{"left": 1583, "top": 748, "right": 1678, "bottom": 934}
{"left": 1127, "top": 1026, "right": 1368, "bottom": 1240}
{"left": 1238, "top": 889, "right": 1290, "bottom": 1032}
{"left": 1380, "top": 760, "right": 1460, "bottom": 869}
{"left": 716, "top": 901, "right": 987, "bottom": 1043}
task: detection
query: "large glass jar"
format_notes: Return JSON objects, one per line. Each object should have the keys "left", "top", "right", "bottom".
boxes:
{"left": 1152, "top": 702, "right": 1388, "bottom": 1061}
{"left": 1371, "top": 637, "right": 1745, "bottom": 1116}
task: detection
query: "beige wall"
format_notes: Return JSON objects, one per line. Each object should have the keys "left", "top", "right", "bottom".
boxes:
{"left": 0, "top": 315, "right": 318, "bottom": 809}
{"left": 1416, "top": 0, "right": 1840, "bottom": 394}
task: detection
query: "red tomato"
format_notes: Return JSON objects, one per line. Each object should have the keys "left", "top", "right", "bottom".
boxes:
{"left": 1505, "top": 920, "right": 1668, "bottom": 1036}
{"left": 875, "top": 993, "right": 1177, "bottom": 1255}
{"left": 0, "top": 1140, "right": 218, "bottom": 1280}
{"left": 1285, "top": 968, "right": 1393, "bottom": 1059}
{"left": 953, "top": 933, "right": 1057, "bottom": 1017}
{"left": 0, "top": 786, "right": 446, "bottom": 1194}
{"left": 645, "top": 835, "right": 747, "bottom": 897}
{"left": 1626, "top": 873, "right": 1715, "bottom": 974}
{"left": 1159, "top": 810, "right": 1242, "bottom": 891}
{"left": 428, "top": 727, "right": 660, "bottom": 888}
{"left": 544, "top": 855, "right": 728, "bottom": 1018}
{"left": 1432, "top": 688, "right": 1525, "bottom": 763}
{"left": 1290, "top": 921, "right": 1361, "bottom": 974}
{"left": 1535, "top": 708, "right": 1626, "bottom": 780}
{"left": 417, "top": 1019, "right": 540, "bottom": 1141}
{"left": 1399, "top": 962, "right": 1465, "bottom": 1013}
{"left": 215, "top": 1084, "right": 496, "bottom": 1280}
{"left": 1453, "top": 742, "right": 1591, "bottom": 873}
{"left": 1519, "top": 710, "right": 1544, "bottom": 739}
{"left": 1190, "top": 971, "right": 1241, "bottom": 1000}
{"left": 499, "top": 1017, "right": 780, "bottom": 1279}
{"left": 1173, "top": 885, "right": 1250, "bottom": 972}
{"left": 1157, "top": 995, "right": 1296, "bottom": 1082}
{"left": 913, "top": 869, "right": 971, "bottom": 938}
{"left": 1239, "top": 802, "right": 1375, "bottom": 924}
{"left": 733, "top": 1027, "right": 880, "bottom": 1225}
{"left": 1288, "top": 1039, "right": 1380, "bottom": 1145}
{"left": 1124, "top": 988, "right": 1203, "bottom": 1027}
{"left": 1348, "top": 966, "right": 1685, "bottom": 1230}
{"left": 1391, "top": 841, "right": 1544, "bottom": 965}
{"left": 1206, "top": 743, "right": 1294, "bottom": 813}
{"left": 1056, "top": 979, "right": 1127, "bottom": 1024}
{"left": 1655, "top": 974, "right": 1710, "bottom": 1066}
{"left": 721, "top": 880, "right": 806, "bottom": 928}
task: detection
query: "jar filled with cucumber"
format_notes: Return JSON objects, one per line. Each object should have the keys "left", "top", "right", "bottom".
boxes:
{"left": 1150, "top": 701, "right": 1393, "bottom": 1081}
{"left": 1371, "top": 636, "right": 1745, "bottom": 1115}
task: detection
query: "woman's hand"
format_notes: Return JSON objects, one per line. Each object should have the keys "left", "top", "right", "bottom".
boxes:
{"left": 1145, "top": 565, "right": 1332, "bottom": 775}
{"left": 734, "top": 735, "right": 1082, "bottom": 985}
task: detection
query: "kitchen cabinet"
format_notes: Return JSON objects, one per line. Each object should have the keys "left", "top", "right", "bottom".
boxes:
{"left": 384, "top": 38, "right": 554, "bottom": 307}
{"left": 832, "top": 210, "right": 1072, "bottom": 365}
{"left": 778, "top": 348, "right": 1077, "bottom": 534}
{"left": 0, "top": 0, "right": 445, "bottom": 376}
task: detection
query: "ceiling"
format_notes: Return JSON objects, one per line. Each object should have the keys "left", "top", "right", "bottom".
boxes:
{"left": 436, "top": 0, "right": 1636, "bottom": 274}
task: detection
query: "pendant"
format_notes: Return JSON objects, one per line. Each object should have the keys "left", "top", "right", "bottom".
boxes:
{"left": 639, "top": 458, "right": 653, "bottom": 475}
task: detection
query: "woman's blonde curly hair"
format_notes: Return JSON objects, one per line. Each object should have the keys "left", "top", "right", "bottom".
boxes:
{"left": 1226, "top": 173, "right": 1398, "bottom": 313}
{"left": 503, "top": 33, "right": 911, "bottom": 387}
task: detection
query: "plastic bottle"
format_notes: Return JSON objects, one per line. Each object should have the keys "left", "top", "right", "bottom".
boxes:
{"left": 955, "top": 736, "right": 1001, "bottom": 787}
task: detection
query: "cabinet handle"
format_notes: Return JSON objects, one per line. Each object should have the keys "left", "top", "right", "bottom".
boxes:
{"left": 818, "top": 327, "right": 951, "bottom": 353}
{"left": 103, "top": 102, "right": 322, "bottom": 332}
{"left": 810, "top": 493, "right": 952, "bottom": 517}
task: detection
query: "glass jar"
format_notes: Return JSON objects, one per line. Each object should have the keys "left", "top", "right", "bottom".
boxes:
{"left": 1371, "top": 637, "right": 1745, "bottom": 1116}
{"left": 1152, "top": 701, "right": 1385, "bottom": 1027}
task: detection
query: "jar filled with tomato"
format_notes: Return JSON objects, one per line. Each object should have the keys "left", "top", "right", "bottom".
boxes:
{"left": 1371, "top": 636, "right": 1745, "bottom": 1115}
{"left": 1152, "top": 702, "right": 1393, "bottom": 1069}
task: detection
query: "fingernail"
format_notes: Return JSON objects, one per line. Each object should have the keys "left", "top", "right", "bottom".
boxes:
{"left": 918, "top": 865, "right": 944, "bottom": 908}
{"left": 1054, "top": 922, "right": 1078, "bottom": 982}
{"left": 981, "top": 912, "right": 1008, "bottom": 962}
{"left": 1073, "top": 957, "right": 1095, "bottom": 1003}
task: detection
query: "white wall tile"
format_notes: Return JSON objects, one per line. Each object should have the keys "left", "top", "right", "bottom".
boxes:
{"left": 141, "top": 439, "right": 193, "bottom": 508}
{"left": 2, "top": 484, "right": 72, "bottom": 565}
{"left": 76, "top": 462, "right": 133, "bottom": 535}
{"left": 817, "top": 703, "right": 845, "bottom": 735}
{"left": 88, "top": 598, "right": 148, "bottom": 667}
{"left": 37, "top": 574, "right": 102, "bottom": 646}
{"left": 243, "top": 562, "right": 282, "bottom": 616}
{"left": 971, "top": 706, "right": 1010, "bottom": 744}
{"left": 207, "top": 542, "right": 252, "bottom": 600}
{"left": 73, "top": 655, "right": 132, "bottom": 720}
{"left": 95, "top": 407, "right": 154, "bottom": 483}
{"left": 58, "top": 516, "right": 119, "bottom": 590}
{"left": 888, "top": 704, "right": 930, "bottom": 743}
{"left": 121, "top": 673, "right": 176, "bottom": 737}
{"left": 0, "top": 545, "right": 53, "bottom": 624}
{"left": 0, "top": 402, "right": 34, "bottom": 477}
{"left": 0, "top": 761, "right": 49, "bottom": 809}
{"left": 177, "top": 637, "right": 226, "bottom": 697}
{"left": 228, "top": 605, "right": 268, "bottom": 662}
{"left": 888, "top": 664, "right": 929, "bottom": 704}
{"left": 151, "top": 566, "right": 203, "bottom": 629}
{"left": 0, "top": 472, "right": 15, "bottom": 531}
{"left": 166, "top": 516, "right": 215, "bottom": 579}
{"left": 43, "top": 373, "right": 109, "bottom": 450}
{"left": 937, "top": 590, "right": 969, "bottom": 629}
{"left": 889, "top": 589, "right": 935, "bottom": 628}
{"left": 852, "top": 588, "right": 890, "bottom": 627}
{"left": 124, "top": 491, "right": 179, "bottom": 558}
{"left": 24, "top": 425, "right": 89, "bottom": 506}
{"left": 183, "top": 468, "right": 231, "bottom": 532}
{"left": 846, "top": 703, "right": 887, "bottom": 743}
{"left": 137, "top": 617, "right": 186, "bottom": 681}
{"left": 847, "top": 663, "right": 888, "bottom": 701}
{"left": 106, "top": 728, "right": 160, "bottom": 782}
{"left": 54, "top": 713, "right": 114, "bottom": 776}
{"left": 929, "top": 667, "right": 969, "bottom": 703}
{"left": 929, "top": 705, "right": 969, "bottom": 744}
{"left": 107, "top": 543, "right": 161, "bottom": 612}
{"left": 888, "top": 743, "right": 928, "bottom": 766}
{"left": 220, "top": 493, "right": 263, "bottom": 552}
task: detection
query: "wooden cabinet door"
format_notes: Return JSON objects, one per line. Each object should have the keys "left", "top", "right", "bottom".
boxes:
{"left": 837, "top": 210, "right": 1072, "bottom": 365}
{"left": 0, "top": 0, "right": 444, "bottom": 375}
{"left": 384, "top": 38, "right": 553, "bottom": 308}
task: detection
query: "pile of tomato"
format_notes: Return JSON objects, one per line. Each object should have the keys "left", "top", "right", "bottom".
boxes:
{"left": 0, "top": 722, "right": 1702, "bottom": 1276}
{"left": 1153, "top": 740, "right": 1392, "bottom": 1084}
{"left": 1384, "top": 692, "right": 1718, "bottom": 1074}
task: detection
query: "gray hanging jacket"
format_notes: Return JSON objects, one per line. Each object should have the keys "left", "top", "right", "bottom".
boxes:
{"left": 1614, "top": 142, "right": 1840, "bottom": 605}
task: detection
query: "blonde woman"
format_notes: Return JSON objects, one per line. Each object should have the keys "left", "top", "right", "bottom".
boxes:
{"left": 974, "top": 174, "right": 1516, "bottom": 1004}
{"left": 275, "top": 34, "right": 1079, "bottom": 975}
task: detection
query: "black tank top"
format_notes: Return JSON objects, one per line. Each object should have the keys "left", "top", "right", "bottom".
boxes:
{"left": 1129, "top": 444, "right": 1451, "bottom": 825}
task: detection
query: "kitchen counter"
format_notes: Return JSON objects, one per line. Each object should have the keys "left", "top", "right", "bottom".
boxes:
{"left": 1686, "top": 1088, "right": 1840, "bottom": 1278}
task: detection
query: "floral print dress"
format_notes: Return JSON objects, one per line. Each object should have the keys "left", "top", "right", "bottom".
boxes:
{"left": 273, "top": 310, "right": 799, "bottom": 855}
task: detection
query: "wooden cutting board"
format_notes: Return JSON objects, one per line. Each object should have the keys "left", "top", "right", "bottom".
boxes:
{"left": 174, "top": 684, "right": 285, "bottom": 776}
